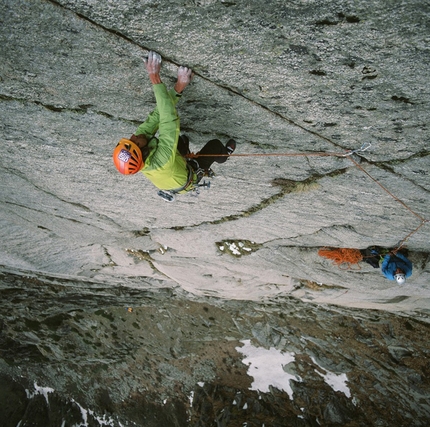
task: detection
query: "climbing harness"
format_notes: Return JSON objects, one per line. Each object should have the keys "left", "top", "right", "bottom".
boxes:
{"left": 157, "top": 179, "right": 211, "bottom": 202}
{"left": 156, "top": 160, "right": 213, "bottom": 202}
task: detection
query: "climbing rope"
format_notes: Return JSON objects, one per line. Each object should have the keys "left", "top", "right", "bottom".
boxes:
{"left": 179, "top": 53, "right": 426, "bottom": 253}
{"left": 318, "top": 248, "right": 363, "bottom": 270}
{"left": 345, "top": 154, "right": 428, "bottom": 253}
{"left": 346, "top": 155, "right": 426, "bottom": 223}
{"left": 390, "top": 221, "right": 429, "bottom": 254}
{"left": 187, "top": 142, "right": 428, "bottom": 252}
{"left": 185, "top": 142, "right": 372, "bottom": 159}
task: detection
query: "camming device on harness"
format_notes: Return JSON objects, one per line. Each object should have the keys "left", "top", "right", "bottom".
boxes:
{"left": 157, "top": 158, "right": 211, "bottom": 202}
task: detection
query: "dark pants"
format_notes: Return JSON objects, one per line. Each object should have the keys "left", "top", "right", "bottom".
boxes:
{"left": 178, "top": 136, "right": 229, "bottom": 170}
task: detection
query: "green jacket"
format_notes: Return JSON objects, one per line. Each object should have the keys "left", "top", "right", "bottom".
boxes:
{"left": 135, "top": 84, "right": 193, "bottom": 192}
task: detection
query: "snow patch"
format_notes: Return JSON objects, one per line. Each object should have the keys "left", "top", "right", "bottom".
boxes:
{"left": 26, "top": 382, "right": 54, "bottom": 405}
{"left": 24, "top": 384, "right": 115, "bottom": 426}
{"left": 71, "top": 398, "right": 115, "bottom": 426}
{"left": 311, "top": 357, "right": 351, "bottom": 398}
{"left": 216, "top": 240, "right": 260, "bottom": 257}
{"left": 236, "top": 339, "right": 301, "bottom": 399}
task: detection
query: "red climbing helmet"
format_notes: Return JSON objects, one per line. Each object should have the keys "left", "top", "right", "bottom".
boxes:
{"left": 113, "top": 139, "right": 143, "bottom": 175}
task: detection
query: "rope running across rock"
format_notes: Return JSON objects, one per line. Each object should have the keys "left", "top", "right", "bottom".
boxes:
{"left": 187, "top": 143, "right": 428, "bottom": 252}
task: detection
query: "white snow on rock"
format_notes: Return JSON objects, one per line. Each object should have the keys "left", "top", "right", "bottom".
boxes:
{"left": 236, "top": 340, "right": 301, "bottom": 399}
{"left": 26, "top": 382, "right": 54, "bottom": 405}
{"left": 312, "top": 357, "right": 351, "bottom": 398}
{"left": 236, "top": 343, "right": 352, "bottom": 400}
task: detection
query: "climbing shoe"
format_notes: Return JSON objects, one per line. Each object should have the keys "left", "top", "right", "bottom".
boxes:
{"left": 225, "top": 139, "right": 236, "bottom": 155}
{"left": 157, "top": 190, "right": 176, "bottom": 202}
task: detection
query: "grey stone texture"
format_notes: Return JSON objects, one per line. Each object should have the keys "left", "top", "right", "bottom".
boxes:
{"left": 1, "top": 0, "right": 429, "bottom": 313}
{"left": 0, "top": 0, "right": 430, "bottom": 424}
{"left": 1, "top": 273, "right": 430, "bottom": 426}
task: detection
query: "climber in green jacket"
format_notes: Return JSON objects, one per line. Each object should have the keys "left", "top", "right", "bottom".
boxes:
{"left": 113, "top": 51, "right": 236, "bottom": 197}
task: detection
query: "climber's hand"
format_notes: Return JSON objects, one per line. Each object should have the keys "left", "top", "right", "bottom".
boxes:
{"left": 174, "top": 66, "right": 194, "bottom": 93}
{"left": 143, "top": 51, "right": 162, "bottom": 84}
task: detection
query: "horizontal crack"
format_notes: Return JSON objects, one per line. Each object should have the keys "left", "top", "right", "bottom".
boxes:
{"left": 374, "top": 150, "right": 429, "bottom": 166}
{"left": 362, "top": 153, "right": 430, "bottom": 194}
{"left": 3, "top": 199, "right": 109, "bottom": 233}
{"left": 2, "top": 167, "right": 123, "bottom": 231}
{"left": 0, "top": 94, "right": 141, "bottom": 126}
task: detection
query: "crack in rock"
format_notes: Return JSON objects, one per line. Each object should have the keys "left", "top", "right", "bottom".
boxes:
{"left": 45, "top": 0, "right": 352, "bottom": 153}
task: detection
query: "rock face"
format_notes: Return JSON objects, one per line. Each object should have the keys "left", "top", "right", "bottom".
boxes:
{"left": 0, "top": 0, "right": 429, "bottom": 425}
{"left": 1, "top": 272, "right": 430, "bottom": 426}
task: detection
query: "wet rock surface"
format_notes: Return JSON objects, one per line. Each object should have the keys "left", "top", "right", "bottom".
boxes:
{"left": 1, "top": 0, "right": 430, "bottom": 425}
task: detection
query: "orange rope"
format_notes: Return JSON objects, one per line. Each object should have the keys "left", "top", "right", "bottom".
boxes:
{"left": 186, "top": 146, "right": 428, "bottom": 251}
{"left": 178, "top": 58, "right": 426, "bottom": 250}
{"left": 318, "top": 248, "right": 363, "bottom": 270}
{"left": 346, "top": 156, "right": 426, "bottom": 222}
{"left": 391, "top": 221, "right": 428, "bottom": 254}
{"left": 345, "top": 156, "right": 428, "bottom": 252}
{"left": 185, "top": 151, "right": 347, "bottom": 158}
